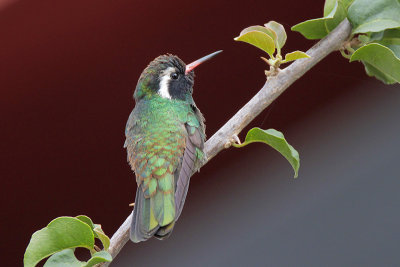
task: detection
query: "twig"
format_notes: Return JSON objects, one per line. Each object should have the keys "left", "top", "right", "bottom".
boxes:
{"left": 101, "top": 19, "right": 352, "bottom": 266}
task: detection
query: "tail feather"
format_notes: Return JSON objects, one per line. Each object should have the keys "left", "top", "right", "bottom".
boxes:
{"left": 154, "top": 222, "right": 175, "bottom": 240}
{"left": 130, "top": 183, "right": 176, "bottom": 243}
{"left": 152, "top": 189, "right": 175, "bottom": 226}
{"left": 130, "top": 186, "right": 158, "bottom": 243}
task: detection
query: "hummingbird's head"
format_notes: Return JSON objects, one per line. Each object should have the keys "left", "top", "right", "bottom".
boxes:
{"left": 134, "top": 51, "right": 222, "bottom": 102}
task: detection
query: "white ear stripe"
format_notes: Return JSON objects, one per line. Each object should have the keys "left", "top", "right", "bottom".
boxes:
{"left": 158, "top": 67, "right": 175, "bottom": 99}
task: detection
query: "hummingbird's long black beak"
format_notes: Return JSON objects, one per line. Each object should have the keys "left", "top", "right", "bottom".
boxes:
{"left": 185, "top": 50, "right": 223, "bottom": 74}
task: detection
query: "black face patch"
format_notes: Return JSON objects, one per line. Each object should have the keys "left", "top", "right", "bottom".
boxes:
{"left": 168, "top": 72, "right": 194, "bottom": 100}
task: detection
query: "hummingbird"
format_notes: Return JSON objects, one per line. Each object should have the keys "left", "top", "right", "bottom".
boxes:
{"left": 124, "top": 50, "right": 222, "bottom": 242}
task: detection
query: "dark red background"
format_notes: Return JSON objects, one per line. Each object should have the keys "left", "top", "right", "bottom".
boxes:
{"left": 1, "top": 0, "right": 389, "bottom": 266}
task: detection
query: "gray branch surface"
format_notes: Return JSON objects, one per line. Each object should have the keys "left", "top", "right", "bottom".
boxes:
{"left": 101, "top": 19, "right": 352, "bottom": 266}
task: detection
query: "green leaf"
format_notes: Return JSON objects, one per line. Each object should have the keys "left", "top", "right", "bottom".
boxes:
{"left": 24, "top": 217, "right": 94, "bottom": 267}
{"left": 382, "top": 28, "right": 400, "bottom": 45}
{"left": 348, "top": 0, "right": 400, "bottom": 34}
{"left": 239, "top": 26, "right": 277, "bottom": 42}
{"left": 357, "top": 28, "right": 400, "bottom": 47}
{"left": 234, "top": 30, "right": 276, "bottom": 57}
{"left": 84, "top": 251, "right": 112, "bottom": 267}
{"left": 233, "top": 128, "right": 300, "bottom": 178}
{"left": 76, "top": 215, "right": 110, "bottom": 251}
{"left": 292, "top": 1, "right": 341, "bottom": 39}
{"left": 93, "top": 225, "right": 110, "bottom": 251}
{"left": 76, "top": 215, "right": 95, "bottom": 229}
{"left": 371, "top": 28, "right": 400, "bottom": 45}
{"left": 324, "top": 0, "right": 338, "bottom": 16}
{"left": 324, "top": 0, "right": 354, "bottom": 15}
{"left": 327, "top": 0, "right": 354, "bottom": 14}
{"left": 282, "top": 51, "right": 310, "bottom": 63}
{"left": 43, "top": 249, "right": 84, "bottom": 267}
{"left": 264, "top": 21, "right": 287, "bottom": 50}
{"left": 325, "top": 1, "right": 348, "bottom": 32}
{"left": 350, "top": 43, "right": 400, "bottom": 84}
{"left": 291, "top": 1, "right": 337, "bottom": 39}
{"left": 43, "top": 249, "right": 112, "bottom": 267}
{"left": 364, "top": 62, "right": 397, "bottom": 84}
{"left": 386, "top": 44, "right": 400, "bottom": 58}
{"left": 292, "top": 0, "right": 353, "bottom": 39}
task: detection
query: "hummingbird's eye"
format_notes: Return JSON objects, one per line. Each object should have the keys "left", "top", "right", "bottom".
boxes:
{"left": 170, "top": 73, "right": 179, "bottom": 80}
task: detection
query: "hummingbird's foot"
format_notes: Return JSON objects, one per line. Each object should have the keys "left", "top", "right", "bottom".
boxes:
{"left": 129, "top": 202, "right": 135, "bottom": 207}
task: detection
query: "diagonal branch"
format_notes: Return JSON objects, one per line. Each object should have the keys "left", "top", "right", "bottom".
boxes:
{"left": 102, "top": 19, "right": 352, "bottom": 266}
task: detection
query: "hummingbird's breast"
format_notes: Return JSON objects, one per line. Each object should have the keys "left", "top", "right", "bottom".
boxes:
{"left": 132, "top": 98, "right": 189, "bottom": 134}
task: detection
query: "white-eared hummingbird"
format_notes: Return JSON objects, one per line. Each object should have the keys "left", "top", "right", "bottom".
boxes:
{"left": 124, "top": 51, "right": 222, "bottom": 242}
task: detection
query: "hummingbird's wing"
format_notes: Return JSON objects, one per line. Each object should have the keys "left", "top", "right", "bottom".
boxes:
{"left": 174, "top": 106, "right": 206, "bottom": 220}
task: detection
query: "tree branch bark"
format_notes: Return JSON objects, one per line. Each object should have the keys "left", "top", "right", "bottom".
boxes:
{"left": 101, "top": 19, "right": 352, "bottom": 266}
